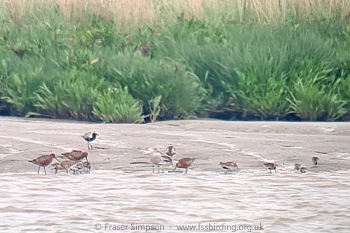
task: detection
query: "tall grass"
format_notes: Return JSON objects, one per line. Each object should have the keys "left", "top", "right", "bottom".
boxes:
{"left": 1, "top": 0, "right": 350, "bottom": 28}
{"left": 0, "top": 0, "right": 350, "bottom": 121}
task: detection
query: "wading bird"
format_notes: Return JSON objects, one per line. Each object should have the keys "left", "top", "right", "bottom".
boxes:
{"left": 150, "top": 148, "right": 162, "bottom": 173}
{"left": 174, "top": 158, "right": 196, "bottom": 174}
{"left": 29, "top": 153, "right": 59, "bottom": 174}
{"left": 264, "top": 161, "right": 277, "bottom": 173}
{"left": 82, "top": 131, "right": 98, "bottom": 150}
{"left": 312, "top": 156, "right": 319, "bottom": 166}
{"left": 300, "top": 167, "right": 308, "bottom": 173}
{"left": 161, "top": 154, "right": 173, "bottom": 164}
{"left": 62, "top": 150, "right": 89, "bottom": 162}
{"left": 52, "top": 159, "right": 77, "bottom": 174}
{"left": 165, "top": 144, "right": 176, "bottom": 157}
{"left": 294, "top": 163, "right": 301, "bottom": 172}
{"left": 70, "top": 161, "right": 91, "bottom": 174}
{"left": 219, "top": 161, "right": 238, "bottom": 173}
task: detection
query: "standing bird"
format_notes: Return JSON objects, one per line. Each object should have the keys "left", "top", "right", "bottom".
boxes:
{"left": 312, "top": 156, "right": 319, "bottom": 166}
{"left": 52, "top": 159, "right": 77, "bottom": 174}
{"left": 81, "top": 161, "right": 91, "bottom": 173}
{"left": 29, "top": 153, "right": 59, "bottom": 174}
{"left": 174, "top": 158, "right": 196, "bottom": 173}
{"left": 150, "top": 148, "right": 162, "bottom": 173}
{"left": 165, "top": 144, "right": 176, "bottom": 161}
{"left": 62, "top": 150, "right": 89, "bottom": 162}
{"left": 300, "top": 167, "right": 308, "bottom": 173}
{"left": 82, "top": 131, "right": 98, "bottom": 150}
{"left": 264, "top": 161, "right": 277, "bottom": 173}
{"left": 161, "top": 155, "right": 173, "bottom": 164}
{"left": 294, "top": 163, "right": 301, "bottom": 172}
{"left": 70, "top": 161, "right": 91, "bottom": 174}
{"left": 219, "top": 161, "right": 238, "bottom": 173}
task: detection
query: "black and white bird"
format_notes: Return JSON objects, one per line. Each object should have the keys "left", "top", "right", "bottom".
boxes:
{"left": 82, "top": 131, "right": 98, "bottom": 150}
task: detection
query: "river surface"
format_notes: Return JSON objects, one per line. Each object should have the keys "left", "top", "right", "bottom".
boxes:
{"left": 1, "top": 168, "right": 349, "bottom": 233}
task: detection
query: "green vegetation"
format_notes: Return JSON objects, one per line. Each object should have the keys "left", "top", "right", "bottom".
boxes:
{"left": 0, "top": 0, "right": 350, "bottom": 122}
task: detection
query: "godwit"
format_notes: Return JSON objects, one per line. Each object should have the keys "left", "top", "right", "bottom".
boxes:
{"left": 82, "top": 131, "right": 98, "bottom": 150}
{"left": 219, "top": 161, "right": 238, "bottom": 173}
{"left": 150, "top": 148, "right": 162, "bottom": 173}
{"left": 312, "top": 156, "right": 319, "bottom": 166}
{"left": 29, "top": 153, "right": 59, "bottom": 174}
{"left": 62, "top": 150, "right": 89, "bottom": 162}
{"left": 174, "top": 158, "right": 196, "bottom": 173}
{"left": 264, "top": 161, "right": 277, "bottom": 173}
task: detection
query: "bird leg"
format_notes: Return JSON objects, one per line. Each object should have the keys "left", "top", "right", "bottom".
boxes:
{"left": 37, "top": 166, "right": 41, "bottom": 174}
{"left": 44, "top": 166, "right": 47, "bottom": 175}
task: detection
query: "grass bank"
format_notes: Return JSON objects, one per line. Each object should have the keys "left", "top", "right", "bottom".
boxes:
{"left": 1, "top": 0, "right": 350, "bottom": 122}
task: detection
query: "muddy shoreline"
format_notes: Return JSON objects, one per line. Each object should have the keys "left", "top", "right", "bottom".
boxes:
{"left": 1, "top": 117, "right": 350, "bottom": 174}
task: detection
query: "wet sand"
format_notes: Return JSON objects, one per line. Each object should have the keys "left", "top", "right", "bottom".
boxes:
{"left": 0, "top": 117, "right": 350, "bottom": 173}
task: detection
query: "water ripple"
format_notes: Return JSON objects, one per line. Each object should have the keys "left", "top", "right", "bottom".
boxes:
{"left": 0, "top": 170, "right": 349, "bottom": 232}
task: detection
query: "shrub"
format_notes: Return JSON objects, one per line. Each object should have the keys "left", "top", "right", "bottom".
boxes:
{"left": 108, "top": 57, "right": 205, "bottom": 120}
{"left": 92, "top": 87, "right": 144, "bottom": 123}
{"left": 35, "top": 70, "right": 108, "bottom": 121}
{"left": 288, "top": 71, "right": 347, "bottom": 121}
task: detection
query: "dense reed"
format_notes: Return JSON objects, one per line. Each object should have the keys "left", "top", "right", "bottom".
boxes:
{"left": 0, "top": 0, "right": 350, "bottom": 122}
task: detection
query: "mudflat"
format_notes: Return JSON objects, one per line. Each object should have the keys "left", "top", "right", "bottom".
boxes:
{"left": 0, "top": 117, "right": 349, "bottom": 174}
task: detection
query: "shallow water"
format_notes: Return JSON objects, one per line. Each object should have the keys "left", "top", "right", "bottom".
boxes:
{"left": 0, "top": 169, "right": 349, "bottom": 233}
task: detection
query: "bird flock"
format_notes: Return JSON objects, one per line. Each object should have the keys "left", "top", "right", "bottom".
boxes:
{"left": 28, "top": 131, "right": 320, "bottom": 175}
{"left": 141, "top": 145, "right": 320, "bottom": 174}
{"left": 28, "top": 131, "right": 98, "bottom": 174}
